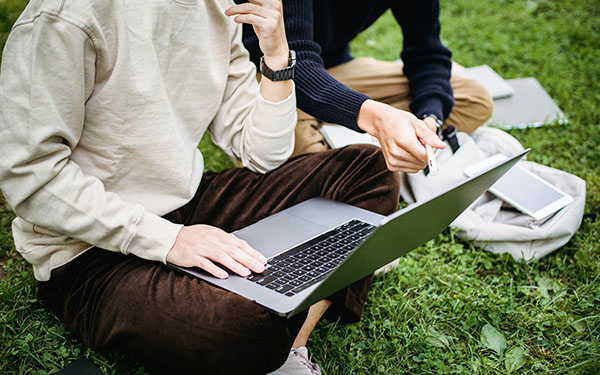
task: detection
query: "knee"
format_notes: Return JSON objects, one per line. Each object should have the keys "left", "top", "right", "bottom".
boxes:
{"left": 232, "top": 316, "right": 294, "bottom": 375}
{"left": 451, "top": 78, "right": 494, "bottom": 133}
{"left": 469, "top": 80, "right": 494, "bottom": 123}
{"left": 338, "top": 144, "right": 401, "bottom": 215}
{"left": 194, "top": 307, "right": 294, "bottom": 375}
{"left": 342, "top": 144, "right": 389, "bottom": 177}
{"left": 292, "top": 110, "right": 329, "bottom": 157}
{"left": 343, "top": 143, "right": 384, "bottom": 163}
{"left": 136, "top": 295, "right": 295, "bottom": 374}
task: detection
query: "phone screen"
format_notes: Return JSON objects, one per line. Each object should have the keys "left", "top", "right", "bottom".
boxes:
{"left": 492, "top": 166, "right": 565, "bottom": 212}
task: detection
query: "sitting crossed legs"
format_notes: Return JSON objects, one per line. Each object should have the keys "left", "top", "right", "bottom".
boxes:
{"left": 38, "top": 145, "right": 401, "bottom": 375}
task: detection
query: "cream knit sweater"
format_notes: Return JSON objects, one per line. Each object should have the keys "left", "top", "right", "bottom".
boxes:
{"left": 0, "top": 0, "right": 296, "bottom": 281}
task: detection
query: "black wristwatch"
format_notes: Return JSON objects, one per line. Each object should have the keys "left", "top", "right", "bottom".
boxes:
{"left": 260, "top": 50, "right": 296, "bottom": 81}
{"left": 421, "top": 113, "right": 444, "bottom": 138}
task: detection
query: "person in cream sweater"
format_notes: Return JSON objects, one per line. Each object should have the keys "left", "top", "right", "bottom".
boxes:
{"left": 0, "top": 0, "right": 404, "bottom": 373}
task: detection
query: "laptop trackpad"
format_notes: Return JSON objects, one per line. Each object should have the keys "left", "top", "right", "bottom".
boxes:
{"left": 233, "top": 213, "right": 327, "bottom": 258}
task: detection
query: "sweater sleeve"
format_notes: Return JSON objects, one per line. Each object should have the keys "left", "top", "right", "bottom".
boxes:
{"left": 209, "top": 22, "right": 297, "bottom": 174}
{"left": 392, "top": 0, "right": 454, "bottom": 122}
{"left": 283, "top": 0, "right": 369, "bottom": 132}
{"left": 0, "top": 14, "right": 182, "bottom": 264}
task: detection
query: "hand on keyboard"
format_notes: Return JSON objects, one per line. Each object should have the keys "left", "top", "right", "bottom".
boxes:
{"left": 167, "top": 225, "right": 268, "bottom": 279}
{"left": 246, "top": 219, "right": 375, "bottom": 296}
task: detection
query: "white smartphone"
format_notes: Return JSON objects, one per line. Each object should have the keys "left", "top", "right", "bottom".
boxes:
{"left": 464, "top": 154, "right": 573, "bottom": 221}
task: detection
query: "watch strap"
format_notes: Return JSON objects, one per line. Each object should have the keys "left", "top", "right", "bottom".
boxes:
{"left": 260, "top": 50, "right": 296, "bottom": 81}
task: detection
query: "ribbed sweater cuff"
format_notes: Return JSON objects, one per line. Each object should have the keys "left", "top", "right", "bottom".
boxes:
{"left": 126, "top": 210, "right": 183, "bottom": 264}
{"left": 297, "top": 76, "right": 370, "bottom": 132}
{"left": 324, "top": 86, "right": 370, "bottom": 132}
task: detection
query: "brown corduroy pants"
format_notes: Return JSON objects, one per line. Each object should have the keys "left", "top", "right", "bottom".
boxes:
{"left": 38, "top": 145, "right": 401, "bottom": 375}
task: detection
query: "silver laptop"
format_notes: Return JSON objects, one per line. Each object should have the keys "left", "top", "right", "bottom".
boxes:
{"left": 169, "top": 149, "right": 529, "bottom": 317}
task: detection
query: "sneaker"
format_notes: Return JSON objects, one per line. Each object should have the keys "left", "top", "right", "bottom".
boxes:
{"left": 374, "top": 257, "right": 400, "bottom": 275}
{"left": 266, "top": 346, "right": 322, "bottom": 375}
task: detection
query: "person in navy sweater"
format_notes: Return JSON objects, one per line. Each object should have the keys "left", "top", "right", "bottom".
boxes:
{"left": 238, "top": 0, "right": 493, "bottom": 172}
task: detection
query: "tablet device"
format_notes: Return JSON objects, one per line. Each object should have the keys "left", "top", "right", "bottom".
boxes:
{"left": 464, "top": 154, "right": 573, "bottom": 220}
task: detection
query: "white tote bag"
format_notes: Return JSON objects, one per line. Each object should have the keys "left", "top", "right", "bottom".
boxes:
{"left": 400, "top": 127, "right": 586, "bottom": 261}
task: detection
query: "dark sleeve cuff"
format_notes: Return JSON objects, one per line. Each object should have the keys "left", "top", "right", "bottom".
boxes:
{"left": 296, "top": 76, "right": 370, "bottom": 132}
{"left": 411, "top": 96, "right": 446, "bottom": 123}
{"left": 326, "top": 88, "right": 370, "bottom": 132}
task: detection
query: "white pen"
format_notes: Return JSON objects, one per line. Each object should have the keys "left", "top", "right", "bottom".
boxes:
{"left": 425, "top": 144, "right": 439, "bottom": 176}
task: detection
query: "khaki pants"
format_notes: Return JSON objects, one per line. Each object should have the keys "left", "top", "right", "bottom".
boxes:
{"left": 293, "top": 57, "right": 494, "bottom": 157}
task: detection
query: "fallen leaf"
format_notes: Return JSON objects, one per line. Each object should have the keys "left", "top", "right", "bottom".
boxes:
{"left": 481, "top": 323, "right": 507, "bottom": 356}
{"left": 505, "top": 346, "right": 526, "bottom": 372}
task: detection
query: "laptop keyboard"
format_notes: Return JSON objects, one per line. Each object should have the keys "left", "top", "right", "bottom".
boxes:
{"left": 246, "top": 219, "right": 375, "bottom": 297}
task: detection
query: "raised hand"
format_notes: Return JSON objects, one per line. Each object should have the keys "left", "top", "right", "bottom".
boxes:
{"left": 225, "top": 0, "right": 289, "bottom": 70}
{"left": 357, "top": 100, "right": 446, "bottom": 173}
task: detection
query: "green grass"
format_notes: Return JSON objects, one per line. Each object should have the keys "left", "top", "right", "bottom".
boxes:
{"left": 1, "top": 0, "right": 599, "bottom": 373}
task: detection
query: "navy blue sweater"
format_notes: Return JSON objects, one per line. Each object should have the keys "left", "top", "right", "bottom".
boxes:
{"left": 238, "top": 0, "right": 454, "bottom": 132}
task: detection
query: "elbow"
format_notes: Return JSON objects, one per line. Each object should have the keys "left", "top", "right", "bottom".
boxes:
{"left": 244, "top": 135, "right": 295, "bottom": 174}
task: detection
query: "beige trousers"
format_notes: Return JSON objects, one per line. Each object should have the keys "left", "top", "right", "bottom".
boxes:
{"left": 292, "top": 57, "right": 494, "bottom": 157}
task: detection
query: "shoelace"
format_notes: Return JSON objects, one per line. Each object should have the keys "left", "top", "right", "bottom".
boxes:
{"left": 292, "top": 350, "right": 322, "bottom": 375}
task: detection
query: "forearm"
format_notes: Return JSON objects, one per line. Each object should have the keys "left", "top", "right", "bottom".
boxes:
{"left": 219, "top": 1, "right": 297, "bottom": 172}
{"left": 211, "top": 80, "right": 296, "bottom": 173}
{"left": 396, "top": 0, "right": 454, "bottom": 120}
{"left": 294, "top": 57, "right": 370, "bottom": 131}
{"left": 209, "top": 44, "right": 297, "bottom": 173}
{"left": 405, "top": 63, "right": 453, "bottom": 122}
{"left": 2, "top": 154, "right": 182, "bottom": 263}
{"left": 241, "top": 85, "right": 297, "bottom": 172}
{"left": 227, "top": 0, "right": 293, "bottom": 102}
{"left": 275, "top": 0, "right": 370, "bottom": 130}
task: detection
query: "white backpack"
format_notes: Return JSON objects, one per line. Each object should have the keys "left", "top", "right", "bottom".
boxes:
{"left": 400, "top": 127, "right": 586, "bottom": 261}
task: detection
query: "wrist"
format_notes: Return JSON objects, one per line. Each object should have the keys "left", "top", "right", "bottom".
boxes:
{"left": 357, "top": 99, "right": 383, "bottom": 135}
{"left": 263, "top": 49, "right": 290, "bottom": 71}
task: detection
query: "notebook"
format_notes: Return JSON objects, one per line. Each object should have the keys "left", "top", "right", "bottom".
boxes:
{"left": 455, "top": 64, "right": 514, "bottom": 99}
{"left": 486, "top": 78, "right": 567, "bottom": 129}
